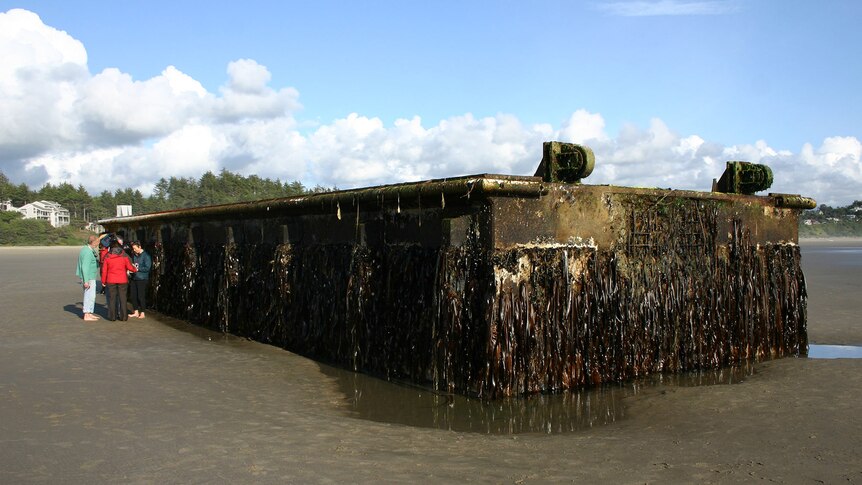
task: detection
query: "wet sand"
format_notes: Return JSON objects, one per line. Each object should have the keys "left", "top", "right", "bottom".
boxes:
{"left": 800, "top": 237, "right": 862, "bottom": 345}
{"left": 1, "top": 245, "right": 860, "bottom": 483}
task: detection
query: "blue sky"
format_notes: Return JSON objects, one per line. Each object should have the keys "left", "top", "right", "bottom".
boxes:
{"left": 1, "top": 1, "right": 860, "bottom": 204}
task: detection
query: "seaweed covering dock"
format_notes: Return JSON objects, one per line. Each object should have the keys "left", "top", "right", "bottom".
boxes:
{"left": 101, "top": 143, "right": 814, "bottom": 398}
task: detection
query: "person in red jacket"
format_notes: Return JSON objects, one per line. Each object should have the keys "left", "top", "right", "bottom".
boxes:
{"left": 101, "top": 241, "right": 137, "bottom": 321}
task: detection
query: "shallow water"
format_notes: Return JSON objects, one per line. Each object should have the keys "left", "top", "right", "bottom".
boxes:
{"left": 800, "top": 242, "right": 862, "bottom": 345}
{"left": 808, "top": 344, "right": 862, "bottom": 359}
{"left": 322, "top": 363, "right": 754, "bottom": 434}
{"left": 802, "top": 246, "right": 862, "bottom": 263}
{"left": 154, "top": 302, "right": 761, "bottom": 434}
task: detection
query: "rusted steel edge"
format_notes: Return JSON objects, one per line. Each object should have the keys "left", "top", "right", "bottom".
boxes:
{"left": 548, "top": 183, "right": 816, "bottom": 208}
{"left": 768, "top": 193, "right": 817, "bottom": 210}
{"left": 99, "top": 174, "right": 546, "bottom": 225}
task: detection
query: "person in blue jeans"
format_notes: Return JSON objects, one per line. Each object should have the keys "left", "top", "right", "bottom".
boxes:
{"left": 128, "top": 241, "right": 152, "bottom": 319}
{"left": 76, "top": 234, "right": 101, "bottom": 321}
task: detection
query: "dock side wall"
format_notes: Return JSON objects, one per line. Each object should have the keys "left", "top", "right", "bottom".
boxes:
{"left": 482, "top": 187, "right": 806, "bottom": 396}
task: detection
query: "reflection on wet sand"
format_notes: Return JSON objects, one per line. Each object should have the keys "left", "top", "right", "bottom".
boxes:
{"left": 320, "top": 362, "right": 755, "bottom": 434}
{"left": 808, "top": 344, "right": 862, "bottom": 359}
{"left": 131, "top": 304, "right": 765, "bottom": 434}
{"left": 801, "top": 241, "right": 862, "bottom": 345}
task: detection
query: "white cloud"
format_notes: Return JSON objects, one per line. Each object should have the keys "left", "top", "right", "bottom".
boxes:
{"left": 0, "top": 9, "right": 86, "bottom": 79}
{"left": 79, "top": 66, "right": 208, "bottom": 142}
{"left": 213, "top": 59, "right": 301, "bottom": 122}
{"left": 218, "top": 117, "right": 307, "bottom": 180}
{"left": 149, "top": 124, "right": 225, "bottom": 177}
{"left": 24, "top": 148, "right": 124, "bottom": 188}
{"left": 597, "top": 0, "right": 740, "bottom": 17}
{"left": 225, "top": 58, "right": 271, "bottom": 94}
{"left": 301, "top": 112, "right": 551, "bottom": 187}
{"left": 559, "top": 109, "right": 609, "bottom": 144}
{"left": 1, "top": 8, "right": 859, "bottom": 207}
{"left": 789, "top": 137, "right": 861, "bottom": 205}
{"left": 0, "top": 9, "right": 87, "bottom": 159}
{"left": 674, "top": 135, "right": 705, "bottom": 157}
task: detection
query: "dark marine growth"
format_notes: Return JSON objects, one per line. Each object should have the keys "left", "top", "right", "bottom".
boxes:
{"left": 101, "top": 142, "right": 816, "bottom": 398}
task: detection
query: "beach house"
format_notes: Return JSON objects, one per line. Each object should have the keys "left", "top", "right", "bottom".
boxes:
{"left": 17, "top": 200, "right": 71, "bottom": 228}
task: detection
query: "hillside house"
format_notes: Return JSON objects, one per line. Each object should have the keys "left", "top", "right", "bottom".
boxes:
{"left": 17, "top": 200, "right": 70, "bottom": 228}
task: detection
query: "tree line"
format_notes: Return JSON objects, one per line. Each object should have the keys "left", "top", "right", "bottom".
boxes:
{"left": 0, "top": 169, "right": 325, "bottom": 227}
{"left": 799, "top": 200, "right": 862, "bottom": 237}
{"left": 0, "top": 170, "right": 328, "bottom": 245}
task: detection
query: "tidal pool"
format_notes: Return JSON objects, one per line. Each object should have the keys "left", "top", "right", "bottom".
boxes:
{"left": 322, "top": 363, "right": 754, "bottom": 434}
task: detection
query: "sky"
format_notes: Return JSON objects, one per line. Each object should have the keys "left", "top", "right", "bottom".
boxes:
{"left": 0, "top": 0, "right": 859, "bottom": 205}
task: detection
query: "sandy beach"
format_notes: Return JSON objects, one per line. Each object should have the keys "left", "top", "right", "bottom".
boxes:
{"left": 0, "top": 245, "right": 860, "bottom": 483}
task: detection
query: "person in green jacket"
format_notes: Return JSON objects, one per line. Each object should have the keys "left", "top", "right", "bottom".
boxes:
{"left": 76, "top": 234, "right": 101, "bottom": 321}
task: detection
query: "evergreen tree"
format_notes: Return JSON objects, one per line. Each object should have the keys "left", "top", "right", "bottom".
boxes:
{"left": 0, "top": 168, "right": 321, "bottom": 244}
{"left": 0, "top": 174, "right": 33, "bottom": 206}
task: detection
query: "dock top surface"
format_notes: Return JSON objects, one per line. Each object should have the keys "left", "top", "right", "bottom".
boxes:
{"left": 99, "top": 172, "right": 807, "bottom": 226}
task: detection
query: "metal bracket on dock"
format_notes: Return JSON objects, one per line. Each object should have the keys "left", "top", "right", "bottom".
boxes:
{"left": 534, "top": 141, "right": 595, "bottom": 184}
{"left": 769, "top": 193, "right": 817, "bottom": 209}
{"left": 713, "top": 161, "right": 773, "bottom": 195}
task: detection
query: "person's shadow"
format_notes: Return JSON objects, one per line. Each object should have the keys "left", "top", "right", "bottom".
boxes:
{"left": 64, "top": 302, "right": 107, "bottom": 319}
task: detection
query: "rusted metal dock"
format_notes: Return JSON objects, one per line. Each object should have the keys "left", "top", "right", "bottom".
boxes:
{"left": 100, "top": 142, "right": 815, "bottom": 398}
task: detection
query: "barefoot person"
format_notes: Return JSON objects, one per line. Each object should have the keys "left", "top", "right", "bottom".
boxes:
{"left": 128, "top": 241, "right": 152, "bottom": 319}
{"left": 101, "top": 241, "right": 137, "bottom": 321}
{"left": 76, "top": 234, "right": 101, "bottom": 321}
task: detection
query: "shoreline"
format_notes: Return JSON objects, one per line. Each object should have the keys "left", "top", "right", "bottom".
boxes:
{"left": 799, "top": 236, "right": 862, "bottom": 246}
{"left": 0, "top": 245, "right": 81, "bottom": 249}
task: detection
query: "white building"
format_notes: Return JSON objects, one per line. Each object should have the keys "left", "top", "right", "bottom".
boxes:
{"left": 116, "top": 205, "right": 132, "bottom": 217}
{"left": 17, "top": 200, "right": 70, "bottom": 227}
{"left": 0, "top": 199, "right": 15, "bottom": 211}
{"left": 86, "top": 222, "right": 105, "bottom": 233}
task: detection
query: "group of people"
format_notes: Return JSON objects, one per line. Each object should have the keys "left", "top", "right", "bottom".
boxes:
{"left": 75, "top": 233, "right": 152, "bottom": 322}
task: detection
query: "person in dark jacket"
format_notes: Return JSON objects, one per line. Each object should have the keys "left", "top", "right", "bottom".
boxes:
{"left": 128, "top": 241, "right": 152, "bottom": 319}
{"left": 101, "top": 241, "right": 137, "bottom": 321}
{"left": 98, "top": 233, "right": 111, "bottom": 264}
